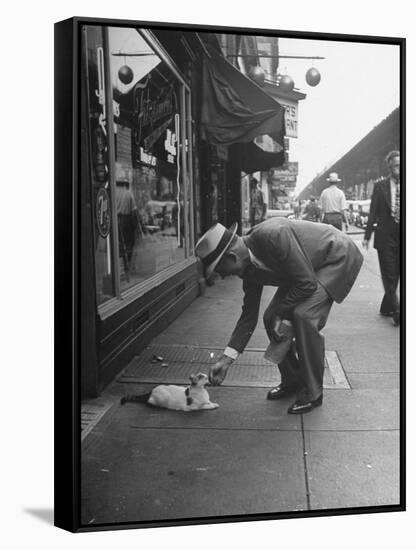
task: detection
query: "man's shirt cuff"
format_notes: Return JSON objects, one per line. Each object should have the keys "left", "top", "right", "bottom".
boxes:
{"left": 223, "top": 347, "right": 239, "bottom": 360}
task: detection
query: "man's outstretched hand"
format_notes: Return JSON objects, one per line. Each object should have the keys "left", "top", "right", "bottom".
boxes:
{"left": 209, "top": 355, "right": 234, "bottom": 386}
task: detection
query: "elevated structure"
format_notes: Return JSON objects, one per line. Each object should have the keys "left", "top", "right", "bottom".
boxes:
{"left": 298, "top": 108, "right": 400, "bottom": 201}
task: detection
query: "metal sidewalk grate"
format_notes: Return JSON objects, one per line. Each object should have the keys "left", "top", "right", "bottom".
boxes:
{"left": 117, "top": 345, "right": 350, "bottom": 389}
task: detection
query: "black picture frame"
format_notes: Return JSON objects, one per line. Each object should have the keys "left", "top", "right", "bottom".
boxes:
{"left": 54, "top": 16, "right": 405, "bottom": 533}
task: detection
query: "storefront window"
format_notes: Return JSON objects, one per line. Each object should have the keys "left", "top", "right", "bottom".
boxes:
{"left": 109, "top": 27, "right": 190, "bottom": 292}
{"left": 84, "top": 26, "right": 116, "bottom": 305}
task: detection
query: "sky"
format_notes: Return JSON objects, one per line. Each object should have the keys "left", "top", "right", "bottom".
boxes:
{"left": 272, "top": 37, "right": 400, "bottom": 194}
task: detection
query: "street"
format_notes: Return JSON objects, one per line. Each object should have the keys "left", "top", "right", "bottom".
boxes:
{"left": 81, "top": 232, "right": 400, "bottom": 525}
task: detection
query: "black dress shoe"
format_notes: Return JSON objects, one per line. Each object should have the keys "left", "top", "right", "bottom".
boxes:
{"left": 267, "top": 384, "right": 298, "bottom": 400}
{"left": 287, "top": 395, "right": 323, "bottom": 414}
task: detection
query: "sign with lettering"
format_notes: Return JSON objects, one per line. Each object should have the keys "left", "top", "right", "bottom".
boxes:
{"left": 272, "top": 162, "right": 299, "bottom": 177}
{"left": 276, "top": 175, "right": 297, "bottom": 183}
{"left": 139, "top": 148, "right": 157, "bottom": 166}
{"left": 278, "top": 98, "right": 298, "bottom": 138}
{"left": 114, "top": 63, "right": 179, "bottom": 168}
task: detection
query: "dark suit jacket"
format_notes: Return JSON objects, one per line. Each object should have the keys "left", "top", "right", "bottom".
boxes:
{"left": 364, "top": 177, "right": 398, "bottom": 250}
{"left": 227, "top": 218, "right": 363, "bottom": 353}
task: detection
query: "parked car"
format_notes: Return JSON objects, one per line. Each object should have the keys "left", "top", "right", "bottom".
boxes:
{"left": 145, "top": 200, "right": 176, "bottom": 230}
{"left": 266, "top": 208, "right": 295, "bottom": 220}
{"left": 347, "top": 199, "right": 371, "bottom": 228}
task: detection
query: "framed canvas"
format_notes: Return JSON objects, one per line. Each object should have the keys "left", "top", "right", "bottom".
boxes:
{"left": 54, "top": 16, "right": 405, "bottom": 532}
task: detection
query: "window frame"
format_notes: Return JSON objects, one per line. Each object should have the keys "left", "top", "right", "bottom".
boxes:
{"left": 97, "top": 26, "right": 195, "bottom": 319}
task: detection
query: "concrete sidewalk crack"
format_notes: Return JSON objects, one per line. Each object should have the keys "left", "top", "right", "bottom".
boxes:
{"left": 127, "top": 425, "right": 301, "bottom": 432}
{"left": 300, "top": 415, "right": 311, "bottom": 511}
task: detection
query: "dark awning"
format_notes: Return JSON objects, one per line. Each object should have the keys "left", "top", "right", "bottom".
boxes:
{"left": 229, "top": 142, "right": 285, "bottom": 174}
{"left": 200, "top": 42, "right": 286, "bottom": 172}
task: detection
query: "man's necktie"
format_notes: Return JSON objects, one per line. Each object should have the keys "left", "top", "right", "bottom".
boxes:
{"left": 393, "top": 180, "right": 400, "bottom": 223}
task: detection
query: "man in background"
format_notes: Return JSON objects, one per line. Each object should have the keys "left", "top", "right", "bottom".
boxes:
{"left": 319, "top": 172, "right": 349, "bottom": 231}
{"left": 249, "top": 177, "right": 267, "bottom": 227}
{"left": 302, "top": 196, "right": 321, "bottom": 222}
{"left": 363, "top": 151, "right": 400, "bottom": 326}
{"left": 115, "top": 179, "right": 140, "bottom": 264}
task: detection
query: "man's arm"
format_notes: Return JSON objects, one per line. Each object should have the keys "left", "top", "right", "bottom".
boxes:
{"left": 363, "top": 184, "right": 380, "bottom": 248}
{"left": 262, "top": 201, "right": 267, "bottom": 221}
{"left": 318, "top": 191, "right": 325, "bottom": 221}
{"left": 339, "top": 191, "right": 349, "bottom": 229}
{"left": 259, "top": 190, "right": 267, "bottom": 221}
{"left": 227, "top": 278, "right": 263, "bottom": 352}
{"left": 209, "top": 278, "right": 263, "bottom": 386}
{"left": 342, "top": 209, "right": 350, "bottom": 228}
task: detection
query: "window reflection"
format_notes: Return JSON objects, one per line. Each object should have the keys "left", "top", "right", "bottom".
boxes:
{"left": 109, "top": 28, "right": 187, "bottom": 291}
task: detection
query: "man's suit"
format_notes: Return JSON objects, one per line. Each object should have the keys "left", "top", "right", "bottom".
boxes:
{"left": 364, "top": 177, "right": 400, "bottom": 315}
{"left": 227, "top": 218, "right": 363, "bottom": 401}
{"left": 249, "top": 187, "right": 266, "bottom": 227}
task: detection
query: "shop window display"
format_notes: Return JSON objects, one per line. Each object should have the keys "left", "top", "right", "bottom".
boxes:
{"left": 109, "top": 27, "right": 189, "bottom": 292}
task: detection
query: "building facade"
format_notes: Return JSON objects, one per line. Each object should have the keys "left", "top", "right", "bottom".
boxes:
{"left": 80, "top": 26, "right": 206, "bottom": 396}
{"left": 78, "top": 24, "right": 288, "bottom": 397}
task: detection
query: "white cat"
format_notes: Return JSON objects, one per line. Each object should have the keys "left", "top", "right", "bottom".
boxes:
{"left": 120, "top": 372, "right": 219, "bottom": 412}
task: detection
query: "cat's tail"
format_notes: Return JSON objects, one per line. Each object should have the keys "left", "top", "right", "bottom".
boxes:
{"left": 120, "top": 392, "right": 152, "bottom": 405}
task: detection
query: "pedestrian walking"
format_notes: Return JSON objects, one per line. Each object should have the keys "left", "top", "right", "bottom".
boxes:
{"left": 363, "top": 150, "right": 400, "bottom": 326}
{"left": 302, "top": 196, "right": 321, "bottom": 222}
{"left": 195, "top": 218, "right": 363, "bottom": 414}
{"left": 115, "top": 179, "right": 143, "bottom": 264}
{"left": 292, "top": 200, "right": 301, "bottom": 219}
{"left": 249, "top": 177, "right": 267, "bottom": 227}
{"left": 319, "top": 172, "right": 349, "bottom": 231}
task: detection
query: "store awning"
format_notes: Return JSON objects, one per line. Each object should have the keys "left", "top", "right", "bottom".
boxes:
{"left": 200, "top": 43, "right": 286, "bottom": 172}
{"left": 229, "top": 142, "right": 285, "bottom": 174}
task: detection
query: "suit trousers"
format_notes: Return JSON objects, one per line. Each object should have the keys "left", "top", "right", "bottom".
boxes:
{"left": 264, "top": 282, "right": 333, "bottom": 401}
{"left": 322, "top": 212, "right": 343, "bottom": 230}
{"left": 377, "top": 222, "right": 400, "bottom": 315}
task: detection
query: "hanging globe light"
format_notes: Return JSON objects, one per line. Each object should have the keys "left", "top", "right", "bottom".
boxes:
{"left": 248, "top": 65, "right": 266, "bottom": 87}
{"left": 305, "top": 67, "right": 321, "bottom": 86}
{"left": 118, "top": 65, "right": 134, "bottom": 85}
{"left": 279, "top": 74, "right": 294, "bottom": 92}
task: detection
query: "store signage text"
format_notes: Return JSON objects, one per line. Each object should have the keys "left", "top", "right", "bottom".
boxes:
{"left": 134, "top": 84, "right": 174, "bottom": 128}
{"left": 273, "top": 175, "right": 297, "bottom": 183}
{"left": 130, "top": 78, "right": 176, "bottom": 162}
{"left": 279, "top": 99, "right": 298, "bottom": 138}
{"left": 113, "top": 100, "right": 120, "bottom": 118}
{"left": 164, "top": 129, "right": 177, "bottom": 163}
{"left": 140, "top": 148, "right": 157, "bottom": 166}
{"left": 271, "top": 162, "right": 298, "bottom": 176}
{"left": 143, "top": 118, "right": 171, "bottom": 151}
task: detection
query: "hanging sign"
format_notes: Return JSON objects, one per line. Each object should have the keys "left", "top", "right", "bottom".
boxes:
{"left": 271, "top": 162, "right": 299, "bottom": 176}
{"left": 279, "top": 99, "right": 298, "bottom": 138}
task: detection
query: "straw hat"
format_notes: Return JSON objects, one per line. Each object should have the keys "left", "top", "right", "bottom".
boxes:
{"left": 326, "top": 172, "right": 342, "bottom": 183}
{"left": 195, "top": 222, "right": 238, "bottom": 277}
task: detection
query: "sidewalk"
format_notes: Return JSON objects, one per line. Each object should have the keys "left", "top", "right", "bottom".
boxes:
{"left": 81, "top": 234, "right": 400, "bottom": 526}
